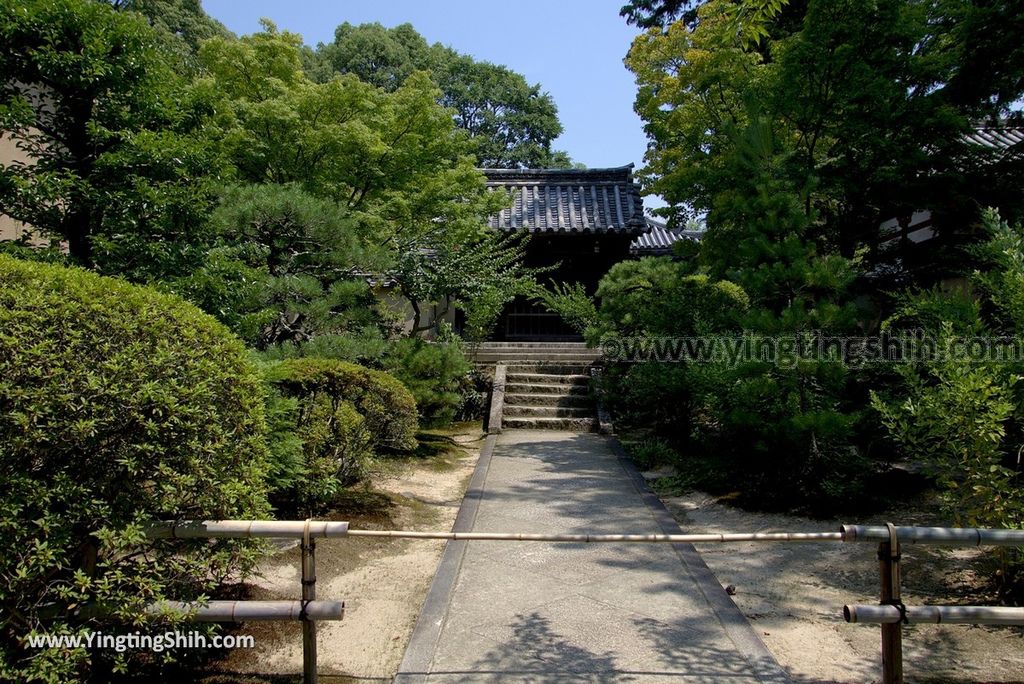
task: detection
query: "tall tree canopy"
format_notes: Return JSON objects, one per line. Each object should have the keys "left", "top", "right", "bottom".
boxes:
{"left": 627, "top": 0, "right": 1024, "bottom": 267}
{"left": 185, "top": 23, "right": 526, "bottom": 343}
{"left": 308, "top": 22, "right": 572, "bottom": 168}
{"left": 108, "top": 0, "right": 233, "bottom": 74}
{"left": 620, "top": 0, "right": 699, "bottom": 29}
{"left": 0, "top": 0, "right": 222, "bottom": 278}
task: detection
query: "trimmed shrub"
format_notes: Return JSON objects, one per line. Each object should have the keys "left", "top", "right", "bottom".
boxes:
{"left": 0, "top": 255, "right": 272, "bottom": 681}
{"left": 265, "top": 357, "right": 417, "bottom": 515}
{"left": 267, "top": 357, "right": 418, "bottom": 452}
{"left": 293, "top": 396, "right": 374, "bottom": 513}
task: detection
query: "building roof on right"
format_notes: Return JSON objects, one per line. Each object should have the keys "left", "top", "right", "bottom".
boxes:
{"left": 630, "top": 217, "right": 703, "bottom": 256}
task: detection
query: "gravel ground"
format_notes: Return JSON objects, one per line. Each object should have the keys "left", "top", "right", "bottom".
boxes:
{"left": 658, "top": 486, "right": 1024, "bottom": 683}
{"left": 198, "top": 424, "right": 485, "bottom": 683}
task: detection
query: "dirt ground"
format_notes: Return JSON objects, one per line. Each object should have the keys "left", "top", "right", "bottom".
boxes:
{"left": 655, "top": 483, "right": 1024, "bottom": 683}
{"left": 198, "top": 423, "right": 484, "bottom": 683}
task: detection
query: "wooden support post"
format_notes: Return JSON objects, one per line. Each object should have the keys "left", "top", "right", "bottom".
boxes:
{"left": 302, "top": 521, "right": 317, "bottom": 684}
{"left": 879, "top": 522, "right": 903, "bottom": 684}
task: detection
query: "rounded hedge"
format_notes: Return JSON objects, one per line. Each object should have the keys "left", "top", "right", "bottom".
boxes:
{"left": 268, "top": 357, "right": 418, "bottom": 452}
{"left": 0, "top": 255, "right": 271, "bottom": 681}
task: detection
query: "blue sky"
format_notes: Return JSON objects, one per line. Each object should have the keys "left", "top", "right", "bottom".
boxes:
{"left": 202, "top": 0, "right": 664, "bottom": 209}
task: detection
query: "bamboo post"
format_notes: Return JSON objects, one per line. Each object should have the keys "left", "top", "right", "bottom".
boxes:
{"left": 879, "top": 522, "right": 903, "bottom": 684}
{"left": 302, "top": 519, "right": 317, "bottom": 684}
{"left": 487, "top": 363, "right": 507, "bottom": 434}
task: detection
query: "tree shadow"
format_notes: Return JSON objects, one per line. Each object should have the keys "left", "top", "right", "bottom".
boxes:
{"left": 470, "top": 610, "right": 620, "bottom": 682}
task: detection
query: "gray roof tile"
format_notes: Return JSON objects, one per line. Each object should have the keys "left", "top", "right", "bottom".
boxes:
{"left": 962, "top": 126, "right": 1024, "bottom": 151}
{"left": 630, "top": 218, "right": 703, "bottom": 255}
{"left": 484, "top": 165, "right": 647, "bottom": 234}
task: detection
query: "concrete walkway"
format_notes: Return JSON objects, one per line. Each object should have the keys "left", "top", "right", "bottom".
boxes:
{"left": 396, "top": 430, "right": 791, "bottom": 683}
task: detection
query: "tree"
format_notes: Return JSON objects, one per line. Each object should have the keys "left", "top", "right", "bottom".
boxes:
{"left": 315, "top": 22, "right": 433, "bottom": 91}
{"left": 195, "top": 24, "right": 526, "bottom": 342}
{"left": 626, "top": 0, "right": 1024, "bottom": 262}
{"left": 108, "top": 0, "right": 234, "bottom": 75}
{"left": 873, "top": 211, "right": 1024, "bottom": 579}
{"left": 0, "top": 0, "right": 223, "bottom": 279}
{"left": 392, "top": 229, "right": 536, "bottom": 335}
{"left": 434, "top": 51, "right": 570, "bottom": 168}
{"left": 310, "top": 22, "right": 571, "bottom": 168}
{"left": 166, "top": 184, "right": 382, "bottom": 348}
{"left": 620, "top": 0, "right": 700, "bottom": 29}
{"left": 702, "top": 111, "right": 870, "bottom": 508}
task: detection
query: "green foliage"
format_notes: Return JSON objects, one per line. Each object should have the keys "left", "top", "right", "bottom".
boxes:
{"left": 256, "top": 330, "right": 392, "bottom": 366}
{"left": 603, "top": 363, "right": 695, "bottom": 438}
{"left": 595, "top": 195, "right": 869, "bottom": 509}
{"left": 260, "top": 383, "right": 307, "bottom": 497}
{"left": 294, "top": 398, "right": 373, "bottom": 513}
{"left": 872, "top": 323, "right": 1021, "bottom": 531}
{"left": 0, "top": 0, "right": 224, "bottom": 279}
{"left": 454, "top": 369, "right": 492, "bottom": 423}
{"left": 626, "top": 0, "right": 1024, "bottom": 256}
{"left": 529, "top": 281, "right": 599, "bottom": 336}
{"left": 593, "top": 258, "right": 750, "bottom": 453}
{"left": 109, "top": 0, "right": 233, "bottom": 75}
{"left": 0, "top": 255, "right": 271, "bottom": 681}
{"left": 384, "top": 335, "right": 472, "bottom": 426}
{"left": 874, "top": 212, "right": 1024, "bottom": 551}
{"left": 310, "top": 21, "right": 571, "bottom": 168}
{"left": 620, "top": 0, "right": 699, "bottom": 29}
{"left": 972, "top": 208, "right": 1024, "bottom": 335}
{"left": 268, "top": 357, "right": 418, "bottom": 453}
{"left": 165, "top": 183, "right": 381, "bottom": 348}
{"left": 593, "top": 258, "right": 749, "bottom": 339}
{"left": 628, "top": 438, "right": 678, "bottom": 470}
{"left": 399, "top": 230, "right": 537, "bottom": 337}
{"left": 196, "top": 24, "right": 527, "bottom": 333}
{"left": 265, "top": 357, "right": 418, "bottom": 515}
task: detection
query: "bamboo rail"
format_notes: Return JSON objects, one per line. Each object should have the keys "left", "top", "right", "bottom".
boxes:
{"left": 144, "top": 520, "right": 1024, "bottom": 684}
{"left": 840, "top": 524, "right": 1024, "bottom": 546}
{"left": 147, "top": 520, "right": 351, "bottom": 539}
{"left": 147, "top": 520, "right": 1024, "bottom": 546}
{"left": 845, "top": 605, "right": 1024, "bottom": 625}
{"left": 148, "top": 521, "right": 841, "bottom": 543}
{"left": 147, "top": 600, "right": 345, "bottom": 622}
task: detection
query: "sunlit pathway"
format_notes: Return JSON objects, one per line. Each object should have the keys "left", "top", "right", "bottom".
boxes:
{"left": 396, "top": 430, "right": 791, "bottom": 683}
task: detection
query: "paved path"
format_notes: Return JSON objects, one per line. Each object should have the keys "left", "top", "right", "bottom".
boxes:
{"left": 397, "top": 430, "right": 791, "bottom": 683}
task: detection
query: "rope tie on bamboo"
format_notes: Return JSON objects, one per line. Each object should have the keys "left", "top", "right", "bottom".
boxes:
{"left": 300, "top": 519, "right": 312, "bottom": 622}
{"left": 877, "top": 522, "right": 903, "bottom": 563}
{"left": 880, "top": 598, "right": 910, "bottom": 624}
{"left": 879, "top": 522, "right": 907, "bottom": 623}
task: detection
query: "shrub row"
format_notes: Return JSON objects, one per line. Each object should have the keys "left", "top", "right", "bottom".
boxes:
{"left": 0, "top": 256, "right": 461, "bottom": 679}
{"left": 0, "top": 255, "right": 271, "bottom": 681}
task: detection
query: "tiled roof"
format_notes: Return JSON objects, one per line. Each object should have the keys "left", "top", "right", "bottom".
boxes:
{"left": 962, "top": 126, "right": 1024, "bottom": 151}
{"left": 630, "top": 218, "right": 702, "bottom": 255}
{"left": 484, "top": 165, "right": 647, "bottom": 234}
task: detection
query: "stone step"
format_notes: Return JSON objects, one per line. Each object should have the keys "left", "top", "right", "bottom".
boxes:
{"left": 473, "top": 356, "right": 599, "bottom": 364}
{"left": 501, "top": 416, "right": 596, "bottom": 431}
{"left": 504, "top": 364, "right": 595, "bottom": 375}
{"left": 505, "top": 372, "right": 590, "bottom": 386}
{"left": 503, "top": 404, "right": 593, "bottom": 418}
{"left": 473, "top": 342, "right": 590, "bottom": 349}
{"left": 504, "top": 382, "right": 589, "bottom": 395}
{"left": 503, "top": 392, "right": 592, "bottom": 407}
{"left": 471, "top": 356, "right": 598, "bottom": 366}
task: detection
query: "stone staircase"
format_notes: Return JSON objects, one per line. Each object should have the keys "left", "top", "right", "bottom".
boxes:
{"left": 471, "top": 342, "right": 602, "bottom": 431}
